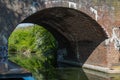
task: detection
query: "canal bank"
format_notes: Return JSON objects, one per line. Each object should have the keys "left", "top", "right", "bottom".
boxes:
{"left": 33, "top": 67, "right": 120, "bottom": 80}
{"left": 58, "top": 59, "right": 120, "bottom": 73}
{"left": 0, "top": 60, "right": 32, "bottom": 79}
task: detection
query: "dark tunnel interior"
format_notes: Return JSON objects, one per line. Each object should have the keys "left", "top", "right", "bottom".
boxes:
{"left": 21, "top": 7, "right": 108, "bottom": 66}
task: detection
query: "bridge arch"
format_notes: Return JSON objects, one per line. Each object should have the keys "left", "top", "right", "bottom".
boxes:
{"left": 20, "top": 7, "right": 108, "bottom": 61}
{"left": 0, "top": 0, "right": 119, "bottom": 73}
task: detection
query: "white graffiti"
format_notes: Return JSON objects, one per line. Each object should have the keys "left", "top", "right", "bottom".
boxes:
{"left": 68, "top": 2, "right": 77, "bottom": 9}
{"left": 105, "top": 27, "right": 120, "bottom": 51}
{"left": 111, "top": 27, "right": 120, "bottom": 50}
{"left": 90, "top": 7, "right": 98, "bottom": 21}
{"left": 30, "top": 6, "right": 37, "bottom": 13}
{"left": 30, "top": 1, "right": 40, "bottom": 13}
{"left": 2, "top": 35, "right": 7, "bottom": 45}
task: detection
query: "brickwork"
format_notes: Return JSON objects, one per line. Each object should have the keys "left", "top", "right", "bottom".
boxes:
{"left": 85, "top": 42, "right": 108, "bottom": 67}
{"left": 0, "top": 0, "right": 120, "bottom": 70}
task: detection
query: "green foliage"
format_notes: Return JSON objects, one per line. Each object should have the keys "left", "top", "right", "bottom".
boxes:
{"left": 9, "top": 27, "right": 34, "bottom": 52}
{"left": 8, "top": 24, "right": 58, "bottom": 75}
{"left": 8, "top": 44, "right": 17, "bottom": 54}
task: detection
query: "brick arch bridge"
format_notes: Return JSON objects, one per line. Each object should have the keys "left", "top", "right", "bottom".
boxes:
{"left": 0, "top": 0, "right": 120, "bottom": 72}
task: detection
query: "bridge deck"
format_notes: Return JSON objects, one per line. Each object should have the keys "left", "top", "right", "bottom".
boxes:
{"left": 0, "top": 60, "right": 32, "bottom": 78}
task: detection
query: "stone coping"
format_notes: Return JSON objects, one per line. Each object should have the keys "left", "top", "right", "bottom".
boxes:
{"left": 58, "top": 59, "right": 120, "bottom": 73}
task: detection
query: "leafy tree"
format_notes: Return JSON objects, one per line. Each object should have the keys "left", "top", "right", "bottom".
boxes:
{"left": 8, "top": 24, "right": 58, "bottom": 75}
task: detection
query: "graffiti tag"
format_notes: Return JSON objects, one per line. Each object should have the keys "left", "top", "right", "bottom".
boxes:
{"left": 0, "top": 46, "right": 8, "bottom": 63}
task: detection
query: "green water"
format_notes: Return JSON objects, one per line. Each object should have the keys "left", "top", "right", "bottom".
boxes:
{"left": 32, "top": 68, "right": 120, "bottom": 80}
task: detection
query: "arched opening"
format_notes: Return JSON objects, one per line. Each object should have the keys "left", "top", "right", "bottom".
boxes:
{"left": 21, "top": 7, "right": 108, "bottom": 63}
{"left": 8, "top": 7, "right": 108, "bottom": 71}
{"left": 8, "top": 23, "right": 58, "bottom": 79}
{"left": 7, "top": 7, "right": 108, "bottom": 80}
{"left": 8, "top": 23, "right": 58, "bottom": 67}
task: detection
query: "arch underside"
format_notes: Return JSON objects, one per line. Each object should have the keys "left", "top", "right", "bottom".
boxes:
{"left": 22, "top": 7, "right": 108, "bottom": 62}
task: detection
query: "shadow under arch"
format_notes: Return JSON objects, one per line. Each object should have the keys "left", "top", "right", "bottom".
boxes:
{"left": 21, "top": 7, "right": 108, "bottom": 66}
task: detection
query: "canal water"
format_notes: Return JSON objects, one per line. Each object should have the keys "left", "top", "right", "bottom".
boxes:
{"left": 31, "top": 68, "right": 120, "bottom": 80}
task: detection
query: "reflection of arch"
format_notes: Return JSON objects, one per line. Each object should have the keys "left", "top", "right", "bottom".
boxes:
{"left": 20, "top": 7, "right": 107, "bottom": 62}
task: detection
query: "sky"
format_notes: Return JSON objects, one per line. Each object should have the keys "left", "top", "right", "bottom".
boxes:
{"left": 17, "top": 23, "right": 34, "bottom": 28}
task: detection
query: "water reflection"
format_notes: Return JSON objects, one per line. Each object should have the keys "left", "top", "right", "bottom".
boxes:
{"left": 84, "top": 68, "right": 120, "bottom": 80}
{"left": 33, "top": 68, "right": 120, "bottom": 80}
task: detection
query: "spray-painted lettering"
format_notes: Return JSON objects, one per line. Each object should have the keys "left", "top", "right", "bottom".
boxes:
{"left": 68, "top": 2, "right": 77, "bottom": 9}
{"left": 0, "top": 46, "right": 8, "bottom": 62}
{"left": 90, "top": 7, "right": 98, "bottom": 21}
